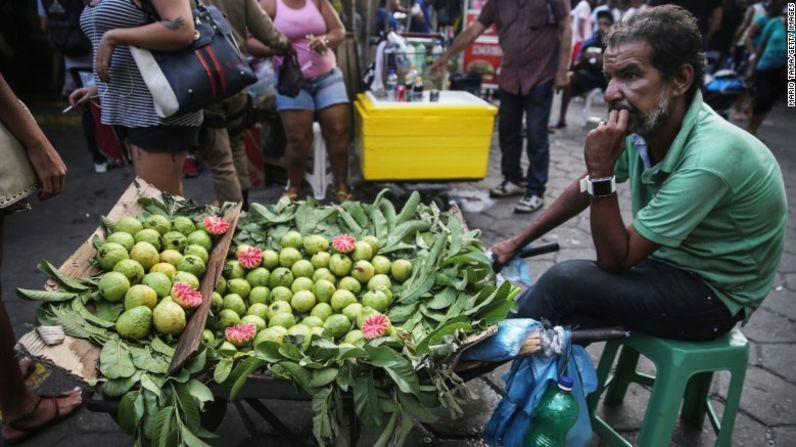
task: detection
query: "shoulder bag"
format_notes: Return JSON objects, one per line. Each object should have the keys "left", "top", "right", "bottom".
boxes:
{"left": 0, "top": 102, "right": 38, "bottom": 209}
{"left": 130, "top": 2, "right": 257, "bottom": 118}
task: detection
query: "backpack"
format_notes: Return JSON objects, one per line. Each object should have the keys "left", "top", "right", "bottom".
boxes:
{"left": 41, "top": 0, "right": 91, "bottom": 57}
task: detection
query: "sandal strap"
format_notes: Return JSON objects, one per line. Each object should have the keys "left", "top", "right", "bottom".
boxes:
{"left": 7, "top": 397, "right": 44, "bottom": 431}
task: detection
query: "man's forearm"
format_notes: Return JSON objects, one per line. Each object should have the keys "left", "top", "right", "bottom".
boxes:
{"left": 557, "top": 23, "right": 573, "bottom": 74}
{"left": 441, "top": 24, "right": 482, "bottom": 60}
{"left": 509, "top": 178, "right": 590, "bottom": 249}
{"left": 589, "top": 194, "right": 630, "bottom": 271}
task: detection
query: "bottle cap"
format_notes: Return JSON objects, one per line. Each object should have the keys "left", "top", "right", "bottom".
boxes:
{"left": 558, "top": 375, "right": 574, "bottom": 391}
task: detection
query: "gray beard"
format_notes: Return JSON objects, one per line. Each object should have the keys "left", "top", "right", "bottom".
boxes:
{"left": 630, "top": 91, "right": 671, "bottom": 136}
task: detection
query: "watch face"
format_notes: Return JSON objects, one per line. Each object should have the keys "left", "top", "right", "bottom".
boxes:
{"left": 590, "top": 179, "right": 614, "bottom": 196}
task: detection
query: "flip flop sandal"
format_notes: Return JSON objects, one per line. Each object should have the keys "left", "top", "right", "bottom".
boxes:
{"left": 3, "top": 391, "right": 83, "bottom": 445}
{"left": 334, "top": 190, "right": 354, "bottom": 203}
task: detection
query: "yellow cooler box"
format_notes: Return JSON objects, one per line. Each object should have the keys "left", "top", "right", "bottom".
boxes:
{"left": 355, "top": 91, "right": 497, "bottom": 180}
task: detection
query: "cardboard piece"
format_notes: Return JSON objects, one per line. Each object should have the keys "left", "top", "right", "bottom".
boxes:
{"left": 17, "top": 178, "right": 239, "bottom": 384}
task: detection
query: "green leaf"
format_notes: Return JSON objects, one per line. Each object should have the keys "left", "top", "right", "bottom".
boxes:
{"left": 370, "top": 207, "right": 389, "bottom": 241}
{"left": 140, "top": 373, "right": 163, "bottom": 402}
{"left": 386, "top": 302, "right": 418, "bottom": 324}
{"left": 128, "top": 346, "right": 169, "bottom": 374}
{"left": 249, "top": 202, "right": 295, "bottom": 224}
{"left": 364, "top": 346, "right": 420, "bottom": 395}
{"left": 414, "top": 318, "right": 472, "bottom": 355}
{"left": 397, "top": 275, "right": 434, "bottom": 304}
{"left": 71, "top": 297, "right": 115, "bottom": 328}
{"left": 174, "top": 382, "right": 202, "bottom": 432}
{"left": 426, "top": 287, "right": 456, "bottom": 310}
{"left": 397, "top": 391, "right": 439, "bottom": 423}
{"left": 36, "top": 260, "right": 89, "bottom": 292}
{"left": 188, "top": 379, "right": 214, "bottom": 411}
{"left": 99, "top": 336, "right": 136, "bottom": 379}
{"left": 396, "top": 191, "right": 421, "bottom": 225}
{"left": 442, "top": 250, "right": 493, "bottom": 267}
{"left": 311, "top": 386, "right": 335, "bottom": 445}
{"left": 152, "top": 406, "right": 177, "bottom": 447}
{"left": 227, "top": 357, "right": 266, "bottom": 400}
{"left": 15, "top": 288, "right": 78, "bottom": 302}
{"left": 94, "top": 301, "right": 124, "bottom": 322}
{"left": 181, "top": 425, "right": 212, "bottom": 447}
{"left": 447, "top": 215, "right": 463, "bottom": 256}
{"left": 336, "top": 346, "right": 368, "bottom": 361}
{"left": 379, "top": 199, "right": 397, "bottom": 232}
{"left": 309, "top": 367, "right": 339, "bottom": 387}
{"left": 278, "top": 343, "right": 303, "bottom": 361}
{"left": 150, "top": 337, "right": 175, "bottom": 358}
{"left": 184, "top": 348, "right": 207, "bottom": 374}
{"left": 278, "top": 361, "right": 313, "bottom": 391}
{"left": 341, "top": 201, "right": 370, "bottom": 229}
{"left": 117, "top": 391, "right": 140, "bottom": 435}
{"left": 464, "top": 281, "right": 512, "bottom": 316}
{"left": 255, "top": 341, "right": 287, "bottom": 362}
{"left": 100, "top": 371, "right": 141, "bottom": 398}
{"left": 373, "top": 410, "right": 398, "bottom": 447}
{"left": 213, "top": 358, "right": 233, "bottom": 384}
{"left": 354, "top": 372, "right": 383, "bottom": 427}
{"left": 336, "top": 207, "right": 363, "bottom": 235}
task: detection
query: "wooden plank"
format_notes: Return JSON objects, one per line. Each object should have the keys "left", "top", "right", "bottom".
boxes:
{"left": 169, "top": 203, "right": 242, "bottom": 374}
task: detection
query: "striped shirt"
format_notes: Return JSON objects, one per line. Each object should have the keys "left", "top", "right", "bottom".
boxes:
{"left": 478, "top": 0, "right": 570, "bottom": 95}
{"left": 80, "top": 0, "right": 202, "bottom": 128}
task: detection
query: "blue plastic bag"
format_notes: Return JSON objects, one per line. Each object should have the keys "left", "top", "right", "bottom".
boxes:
{"left": 461, "top": 319, "right": 541, "bottom": 363}
{"left": 483, "top": 330, "right": 597, "bottom": 447}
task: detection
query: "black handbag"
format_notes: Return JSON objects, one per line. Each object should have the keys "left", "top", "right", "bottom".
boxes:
{"left": 277, "top": 52, "right": 305, "bottom": 98}
{"left": 130, "top": 3, "right": 257, "bottom": 118}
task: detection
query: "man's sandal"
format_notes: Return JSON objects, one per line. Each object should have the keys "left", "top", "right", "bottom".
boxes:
{"left": 334, "top": 190, "right": 354, "bottom": 203}
{"left": 2, "top": 392, "right": 83, "bottom": 445}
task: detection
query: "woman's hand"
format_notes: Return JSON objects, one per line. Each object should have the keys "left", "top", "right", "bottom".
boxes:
{"left": 26, "top": 140, "right": 67, "bottom": 201}
{"left": 68, "top": 85, "right": 98, "bottom": 111}
{"left": 307, "top": 34, "right": 331, "bottom": 53}
{"left": 95, "top": 31, "right": 118, "bottom": 82}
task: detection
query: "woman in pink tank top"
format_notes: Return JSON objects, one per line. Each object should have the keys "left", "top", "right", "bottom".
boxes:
{"left": 259, "top": 0, "right": 352, "bottom": 202}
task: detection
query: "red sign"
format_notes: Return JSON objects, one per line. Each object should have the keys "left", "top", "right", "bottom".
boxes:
{"left": 463, "top": 11, "right": 502, "bottom": 88}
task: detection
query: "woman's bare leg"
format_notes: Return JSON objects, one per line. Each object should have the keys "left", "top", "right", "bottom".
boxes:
{"left": 131, "top": 146, "right": 187, "bottom": 196}
{"left": 279, "top": 109, "right": 315, "bottom": 197}
{"left": 317, "top": 103, "right": 350, "bottom": 194}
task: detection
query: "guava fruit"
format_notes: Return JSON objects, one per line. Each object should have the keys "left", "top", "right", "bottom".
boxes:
{"left": 312, "top": 268, "right": 336, "bottom": 283}
{"left": 218, "top": 341, "right": 237, "bottom": 354}
{"left": 312, "top": 279, "right": 336, "bottom": 303}
{"left": 269, "top": 312, "right": 295, "bottom": 329}
{"left": 302, "top": 235, "right": 329, "bottom": 255}
{"left": 331, "top": 234, "right": 356, "bottom": 254}
{"left": 222, "top": 293, "right": 247, "bottom": 316}
{"left": 227, "top": 278, "right": 251, "bottom": 299}
{"left": 310, "top": 303, "right": 333, "bottom": 321}
{"left": 343, "top": 329, "right": 366, "bottom": 347}
{"left": 240, "top": 315, "right": 266, "bottom": 331}
{"left": 361, "top": 313, "right": 392, "bottom": 339}
{"left": 351, "top": 260, "right": 375, "bottom": 283}
{"left": 261, "top": 249, "right": 279, "bottom": 270}
{"left": 328, "top": 254, "right": 352, "bottom": 277}
{"left": 361, "top": 290, "right": 389, "bottom": 313}
{"left": 183, "top": 244, "right": 209, "bottom": 263}
{"left": 141, "top": 272, "right": 171, "bottom": 298}
{"left": 124, "top": 284, "right": 158, "bottom": 310}
{"left": 338, "top": 276, "right": 361, "bottom": 294}
{"left": 323, "top": 314, "right": 351, "bottom": 339}
{"left": 96, "top": 242, "right": 129, "bottom": 271}
{"left": 105, "top": 232, "right": 135, "bottom": 252}
{"left": 367, "top": 274, "right": 392, "bottom": 291}
{"left": 237, "top": 245, "right": 263, "bottom": 269}
{"left": 361, "top": 236, "right": 381, "bottom": 255}
{"left": 172, "top": 216, "right": 196, "bottom": 236}
{"left": 254, "top": 327, "right": 286, "bottom": 346}
{"left": 215, "top": 276, "right": 227, "bottom": 295}
{"left": 278, "top": 247, "right": 302, "bottom": 268}
{"left": 113, "top": 216, "right": 143, "bottom": 235}
{"left": 270, "top": 286, "right": 293, "bottom": 303}
{"left": 391, "top": 259, "right": 413, "bottom": 282}
{"left": 223, "top": 260, "right": 245, "bottom": 280}
{"left": 98, "top": 271, "right": 130, "bottom": 302}
{"left": 287, "top": 323, "right": 311, "bottom": 337}
{"left": 371, "top": 284, "right": 394, "bottom": 305}
{"left": 291, "top": 259, "right": 315, "bottom": 279}
{"left": 177, "top": 255, "right": 206, "bottom": 277}
{"left": 342, "top": 303, "right": 364, "bottom": 322}
{"left": 291, "top": 290, "right": 316, "bottom": 313}
{"left": 291, "top": 277, "right": 314, "bottom": 294}
{"left": 267, "top": 301, "right": 293, "bottom": 320}
{"left": 143, "top": 214, "right": 171, "bottom": 235}
{"left": 153, "top": 299, "right": 186, "bottom": 335}
{"left": 371, "top": 256, "right": 392, "bottom": 275}
{"left": 301, "top": 316, "right": 324, "bottom": 328}
{"left": 202, "top": 329, "right": 215, "bottom": 345}
{"left": 187, "top": 229, "right": 213, "bottom": 251}
{"left": 171, "top": 282, "right": 202, "bottom": 309}
{"left": 203, "top": 216, "right": 230, "bottom": 235}
{"left": 116, "top": 306, "right": 152, "bottom": 340}
{"left": 246, "top": 303, "right": 269, "bottom": 320}
{"left": 351, "top": 241, "right": 373, "bottom": 262}
{"left": 211, "top": 292, "right": 223, "bottom": 312}
{"left": 159, "top": 249, "right": 184, "bottom": 267}
{"left": 245, "top": 267, "right": 271, "bottom": 287}
{"left": 130, "top": 241, "right": 159, "bottom": 271}
{"left": 249, "top": 286, "right": 270, "bottom": 305}
{"left": 113, "top": 259, "right": 145, "bottom": 284}
{"left": 330, "top": 289, "right": 357, "bottom": 312}
{"left": 216, "top": 309, "right": 241, "bottom": 329}
{"left": 134, "top": 229, "right": 162, "bottom": 251}
{"left": 311, "top": 251, "right": 331, "bottom": 269}
{"left": 268, "top": 267, "right": 294, "bottom": 288}
{"left": 280, "top": 230, "right": 303, "bottom": 249}
{"left": 150, "top": 262, "right": 177, "bottom": 280}
{"left": 172, "top": 271, "right": 200, "bottom": 289}
{"left": 356, "top": 307, "right": 380, "bottom": 329}
{"left": 161, "top": 231, "right": 187, "bottom": 252}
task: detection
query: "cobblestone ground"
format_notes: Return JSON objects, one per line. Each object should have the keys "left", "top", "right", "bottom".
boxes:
{"left": 1, "top": 95, "right": 794, "bottom": 446}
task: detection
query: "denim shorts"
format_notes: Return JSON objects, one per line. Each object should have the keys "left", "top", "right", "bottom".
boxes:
{"left": 115, "top": 125, "right": 199, "bottom": 154}
{"left": 276, "top": 67, "right": 349, "bottom": 111}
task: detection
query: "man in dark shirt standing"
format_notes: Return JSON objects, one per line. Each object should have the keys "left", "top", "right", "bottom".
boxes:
{"left": 430, "top": 0, "right": 572, "bottom": 213}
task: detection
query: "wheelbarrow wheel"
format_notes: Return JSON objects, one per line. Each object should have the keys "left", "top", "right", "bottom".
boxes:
{"left": 201, "top": 397, "right": 228, "bottom": 431}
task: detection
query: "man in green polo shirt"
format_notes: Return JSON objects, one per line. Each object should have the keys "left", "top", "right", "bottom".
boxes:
{"left": 490, "top": 5, "right": 787, "bottom": 341}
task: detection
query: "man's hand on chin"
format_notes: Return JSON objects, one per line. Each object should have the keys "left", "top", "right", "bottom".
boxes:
{"left": 584, "top": 109, "right": 630, "bottom": 176}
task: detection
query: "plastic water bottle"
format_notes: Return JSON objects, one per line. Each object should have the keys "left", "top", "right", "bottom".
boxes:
{"left": 525, "top": 376, "right": 579, "bottom": 447}
{"left": 386, "top": 69, "right": 398, "bottom": 101}
{"left": 415, "top": 43, "right": 427, "bottom": 72}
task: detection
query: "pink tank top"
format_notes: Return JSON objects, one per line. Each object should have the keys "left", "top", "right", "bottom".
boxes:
{"left": 273, "top": 0, "right": 337, "bottom": 79}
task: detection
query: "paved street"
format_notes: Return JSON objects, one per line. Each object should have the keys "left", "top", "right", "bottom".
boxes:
{"left": 1, "top": 94, "right": 794, "bottom": 447}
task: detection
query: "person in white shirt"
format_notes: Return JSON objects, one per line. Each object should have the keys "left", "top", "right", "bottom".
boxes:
{"left": 571, "top": 0, "right": 595, "bottom": 46}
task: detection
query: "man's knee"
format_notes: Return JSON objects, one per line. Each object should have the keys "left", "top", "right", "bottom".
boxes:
{"left": 532, "top": 260, "right": 600, "bottom": 297}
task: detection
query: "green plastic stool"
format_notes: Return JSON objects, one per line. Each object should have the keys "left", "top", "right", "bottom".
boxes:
{"left": 587, "top": 328, "right": 749, "bottom": 447}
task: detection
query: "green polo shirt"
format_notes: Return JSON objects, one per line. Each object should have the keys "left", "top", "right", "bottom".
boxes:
{"left": 614, "top": 91, "right": 787, "bottom": 321}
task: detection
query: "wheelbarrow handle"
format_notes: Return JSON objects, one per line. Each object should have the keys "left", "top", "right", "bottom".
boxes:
{"left": 570, "top": 327, "right": 631, "bottom": 344}
{"left": 518, "top": 242, "right": 560, "bottom": 258}
{"left": 84, "top": 395, "right": 119, "bottom": 414}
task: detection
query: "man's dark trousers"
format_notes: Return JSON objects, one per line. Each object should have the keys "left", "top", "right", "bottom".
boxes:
{"left": 498, "top": 80, "right": 554, "bottom": 197}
